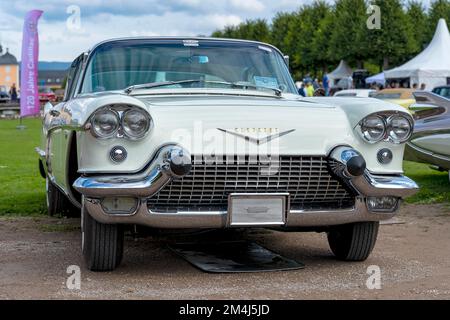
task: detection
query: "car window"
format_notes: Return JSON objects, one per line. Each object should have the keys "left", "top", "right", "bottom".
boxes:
{"left": 80, "top": 40, "right": 297, "bottom": 94}
{"left": 336, "top": 92, "right": 357, "bottom": 97}
{"left": 64, "top": 54, "right": 84, "bottom": 101}
{"left": 433, "top": 87, "right": 450, "bottom": 98}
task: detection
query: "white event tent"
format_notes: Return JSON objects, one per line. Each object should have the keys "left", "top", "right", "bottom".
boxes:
{"left": 328, "top": 60, "right": 353, "bottom": 86}
{"left": 384, "top": 19, "right": 450, "bottom": 90}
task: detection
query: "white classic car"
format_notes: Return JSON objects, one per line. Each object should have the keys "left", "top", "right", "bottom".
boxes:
{"left": 38, "top": 38, "right": 418, "bottom": 271}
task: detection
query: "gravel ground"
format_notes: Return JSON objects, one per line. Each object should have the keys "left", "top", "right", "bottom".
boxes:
{"left": 0, "top": 204, "right": 449, "bottom": 300}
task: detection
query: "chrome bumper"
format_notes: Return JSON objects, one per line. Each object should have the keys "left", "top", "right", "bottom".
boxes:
{"left": 73, "top": 145, "right": 191, "bottom": 197}
{"left": 84, "top": 197, "right": 398, "bottom": 228}
{"left": 74, "top": 145, "right": 419, "bottom": 228}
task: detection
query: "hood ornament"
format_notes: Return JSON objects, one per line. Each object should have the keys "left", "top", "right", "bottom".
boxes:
{"left": 217, "top": 128, "right": 295, "bottom": 145}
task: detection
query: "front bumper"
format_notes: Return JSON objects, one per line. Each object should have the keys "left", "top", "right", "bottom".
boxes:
{"left": 74, "top": 145, "right": 419, "bottom": 228}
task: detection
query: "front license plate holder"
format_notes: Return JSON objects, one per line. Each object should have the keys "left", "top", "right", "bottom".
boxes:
{"left": 228, "top": 193, "right": 288, "bottom": 227}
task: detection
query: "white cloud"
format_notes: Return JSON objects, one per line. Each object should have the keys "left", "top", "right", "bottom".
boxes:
{"left": 0, "top": 0, "right": 307, "bottom": 61}
{"left": 230, "top": 0, "right": 265, "bottom": 12}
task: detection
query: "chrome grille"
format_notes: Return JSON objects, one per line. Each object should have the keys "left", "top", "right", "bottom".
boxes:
{"left": 148, "top": 155, "right": 355, "bottom": 212}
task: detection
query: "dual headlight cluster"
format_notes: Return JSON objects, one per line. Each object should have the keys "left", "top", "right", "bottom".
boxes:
{"left": 89, "top": 106, "right": 151, "bottom": 140}
{"left": 359, "top": 113, "right": 413, "bottom": 144}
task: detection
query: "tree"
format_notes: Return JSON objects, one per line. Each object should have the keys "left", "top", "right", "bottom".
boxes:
{"left": 311, "top": 4, "right": 335, "bottom": 72}
{"left": 271, "top": 12, "right": 296, "bottom": 54}
{"left": 212, "top": 19, "right": 271, "bottom": 43}
{"left": 328, "top": 0, "right": 370, "bottom": 69}
{"left": 285, "top": 1, "right": 333, "bottom": 77}
{"left": 428, "top": 0, "right": 450, "bottom": 39}
{"left": 406, "top": 0, "right": 429, "bottom": 53}
{"left": 366, "top": 0, "right": 417, "bottom": 70}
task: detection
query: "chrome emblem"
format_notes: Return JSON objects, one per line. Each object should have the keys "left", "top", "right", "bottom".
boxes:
{"left": 217, "top": 128, "right": 295, "bottom": 145}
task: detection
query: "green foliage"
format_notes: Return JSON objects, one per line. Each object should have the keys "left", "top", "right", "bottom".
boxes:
{"left": 212, "top": 0, "right": 450, "bottom": 78}
{"left": 407, "top": 0, "right": 430, "bottom": 54}
{"left": 328, "top": 0, "right": 370, "bottom": 68}
{"left": 212, "top": 19, "right": 271, "bottom": 43}
{"left": 367, "top": 0, "right": 417, "bottom": 69}
{"left": 428, "top": 0, "right": 450, "bottom": 39}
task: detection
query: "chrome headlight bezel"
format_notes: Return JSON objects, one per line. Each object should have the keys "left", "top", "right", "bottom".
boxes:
{"left": 386, "top": 114, "right": 413, "bottom": 144}
{"left": 121, "top": 108, "right": 152, "bottom": 140}
{"left": 359, "top": 115, "right": 387, "bottom": 143}
{"left": 90, "top": 108, "right": 120, "bottom": 139}
{"left": 358, "top": 111, "right": 413, "bottom": 144}
{"left": 88, "top": 105, "right": 152, "bottom": 140}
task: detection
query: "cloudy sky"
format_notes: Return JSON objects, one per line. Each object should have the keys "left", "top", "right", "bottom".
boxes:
{"left": 0, "top": 0, "right": 311, "bottom": 62}
{"left": 0, "top": 0, "right": 432, "bottom": 62}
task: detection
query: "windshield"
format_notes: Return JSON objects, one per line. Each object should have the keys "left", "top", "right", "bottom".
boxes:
{"left": 80, "top": 39, "right": 297, "bottom": 94}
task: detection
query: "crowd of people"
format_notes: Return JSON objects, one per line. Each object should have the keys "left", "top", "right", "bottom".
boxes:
{"left": 295, "top": 73, "right": 427, "bottom": 97}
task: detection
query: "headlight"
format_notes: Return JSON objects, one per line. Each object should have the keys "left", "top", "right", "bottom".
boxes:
{"left": 122, "top": 108, "right": 151, "bottom": 139}
{"left": 360, "top": 115, "right": 386, "bottom": 143}
{"left": 388, "top": 115, "right": 412, "bottom": 143}
{"left": 91, "top": 109, "right": 119, "bottom": 138}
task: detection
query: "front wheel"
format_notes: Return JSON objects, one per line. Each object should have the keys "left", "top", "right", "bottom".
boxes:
{"left": 327, "top": 222, "right": 379, "bottom": 261}
{"left": 82, "top": 198, "right": 124, "bottom": 271}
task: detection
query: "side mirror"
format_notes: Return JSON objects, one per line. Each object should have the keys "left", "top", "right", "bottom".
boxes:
{"left": 284, "top": 55, "right": 290, "bottom": 68}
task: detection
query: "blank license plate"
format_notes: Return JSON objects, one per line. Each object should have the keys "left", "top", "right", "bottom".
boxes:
{"left": 228, "top": 194, "right": 288, "bottom": 227}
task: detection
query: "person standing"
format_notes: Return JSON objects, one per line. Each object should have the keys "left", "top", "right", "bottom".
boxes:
{"left": 305, "top": 82, "right": 315, "bottom": 97}
{"left": 298, "top": 82, "right": 306, "bottom": 97}
{"left": 9, "top": 83, "right": 18, "bottom": 102}
{"left": 323, "top": 73, "right": 330, "bottom": 96}
{"left": 420, "top": 83, "right": 426, "bottom": 91}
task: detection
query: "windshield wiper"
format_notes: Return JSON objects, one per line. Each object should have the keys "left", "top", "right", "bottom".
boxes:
{"left": 124, "top": 79, "right": 282, "bottom": 97}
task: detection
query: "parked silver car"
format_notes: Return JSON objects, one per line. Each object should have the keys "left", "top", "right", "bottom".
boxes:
{"left": 405, "top": 91, "right": 450, "bottom": 180}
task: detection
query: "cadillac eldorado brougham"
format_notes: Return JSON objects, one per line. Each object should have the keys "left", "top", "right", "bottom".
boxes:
{"left": 37, "top": 38, "right": 419, "bottom": 271}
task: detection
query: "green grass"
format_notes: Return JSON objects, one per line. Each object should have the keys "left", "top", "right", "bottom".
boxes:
{"left": 403, "top": 161, "right": 450, "bottom": 205}
{"left": 0, "top": 118, "right": 46, "bottom": 216}
{"left": 0, "top": 118, "right": 449, "bottom": 216}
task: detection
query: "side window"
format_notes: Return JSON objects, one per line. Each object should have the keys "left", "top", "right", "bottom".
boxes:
{"left": 63, "top": 54, "right": 84, "bottom": 101}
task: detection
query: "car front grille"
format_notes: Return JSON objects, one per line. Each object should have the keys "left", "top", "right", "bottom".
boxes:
{"left": 147, "top": 155, "right": 355, "bottom": 212}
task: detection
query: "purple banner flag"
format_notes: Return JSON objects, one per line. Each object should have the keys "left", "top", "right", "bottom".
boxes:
{"left": 20, "top": 10, "right": 43, "bottom": 117}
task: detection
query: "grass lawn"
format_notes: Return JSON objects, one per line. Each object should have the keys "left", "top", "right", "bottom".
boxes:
{"left": 0, "top": 118, "right": 449, "bottom": 216}
{"left": 403, "top": 161, "right": 450, "bottom": 205}
{"left": 0, "top": 118, "right": 46, "bottom": 216}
